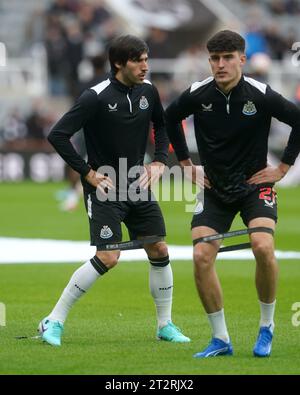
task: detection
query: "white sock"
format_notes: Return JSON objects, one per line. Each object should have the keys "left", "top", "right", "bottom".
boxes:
{"left": 207, "top": 309, "right": 230, "bottom": 343}
{"left": 149, "top": 263, "right": 173, "bottom": 329}
{"left": 48, "top": 260, "right": 101, "bottom": 324}
{"left": 259, "top": 300, "right": 276, "bottom": 332}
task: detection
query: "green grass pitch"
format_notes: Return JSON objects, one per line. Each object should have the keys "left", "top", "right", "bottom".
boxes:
{"left": 0, "top": 182, "right": 299, "bottom": 374}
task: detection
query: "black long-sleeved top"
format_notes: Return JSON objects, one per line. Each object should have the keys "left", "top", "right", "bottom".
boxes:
{"left": 48, "top": 75, "right": 168, "bottom": 186}
{"left": 166, "top": 75, "right": 300, "bottom": 203}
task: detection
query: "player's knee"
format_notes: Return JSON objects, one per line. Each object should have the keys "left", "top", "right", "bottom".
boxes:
{"left": 251, "top": 239, "right": 274, "bottom": 260}
{"left": 155, "top": 242, "right": 168, "bottom": 258}
{"left": 193, "top": 247, "right": 214, "bottom": 268}
{"left": 95, "top": 251, "right": 120, "bottom": 269}
{"left": 146, "top": 241, "right": 168, "bottom": 259}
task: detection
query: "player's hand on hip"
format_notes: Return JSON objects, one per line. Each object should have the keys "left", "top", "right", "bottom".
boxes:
{"left": 190, "top": 165, "right": 211, "bottom": 189}
{"left": 138, "top": 161, "right": 165, "bottom": 189}
{"left": 85, "top": 169, "right": 115, "bottom": 195}
{"left": 247, "top": 163, "right": 290, "bottom": 184}
{"left": 180, "top": 159, "right": 211, "bottom": 189}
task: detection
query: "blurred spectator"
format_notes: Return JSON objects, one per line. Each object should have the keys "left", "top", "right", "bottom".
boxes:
{"left": 146, "top": 27, "right": 172, "bottom": 59}
{"left": 97, "top": 18, "right": 121, "bottom": 47}
{"left": 245, "top": 24, "right": 268, "bottom": 59}
{"left": 41, "top": 0, "right": 119, "bottom": 97}
{"left": 65, "top": 21, "right": 84, "bottom": 99}
{"left": 285, "top": 0, "right": 300, "bottom": 14}
{"left": 47, "top": 0, "right": 78, "bottom": 18}
{"left": 269, "top": 0, "right": 300, "bottom": 14}
{"left": 26, "top": 110, "right": 45, "bottom": 141}
{"left": 77, "top": 1, "right": 99, "bottom": 33}
{"left": 79, "top": 53, "right": 108, "bottom": 93}
{"left": 269, "top": 0, "right": 286, "bottom": 14}
{"left": 82, "top": 31, "right": 105, "bottom": 58}
{"left": 0, "top": 101, "right": 57, "bottom": 151}
{"left": 172, "top": 43, "right": 209, "bottom": 92}
{"left": 264, "top": 24, "right": 288, "bottom": 61}
{"left": 245, "top": 53, "right": 271, "bottom": 83}
{"left": 0, "top": 109, "right": 27, "bottom": 148}
{"left": 93, "top": 0, "right": 112, "bottom": 24}
{"left": 146, "top": 27, "right": 172, "bottom": 82}
{"left": 45, "top": 26, "right": 69, "bottom": 95}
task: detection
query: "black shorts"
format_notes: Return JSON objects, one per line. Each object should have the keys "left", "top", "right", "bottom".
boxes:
{"left": 191, "top": 185, "right": 277, "bottom": 234}
{"left": 83, "top": 190, "right": 166, "bottom": 249}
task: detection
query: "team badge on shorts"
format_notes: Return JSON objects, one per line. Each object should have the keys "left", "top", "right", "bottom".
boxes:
{"left": 100, "top": 225, "right": 113, "bottom": 239}
{"left": 242, "top": 101, "right": 257, "bottom": 115}
{"left": 139, "top": 96, "right": 149, "bottom": 110}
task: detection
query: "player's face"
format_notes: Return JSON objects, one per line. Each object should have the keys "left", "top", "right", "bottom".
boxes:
{"left": 115, "top": 52, "right": 149, "bottom": 86}
{"left": 209, "top": 51, "right": 246, "bottom": 89}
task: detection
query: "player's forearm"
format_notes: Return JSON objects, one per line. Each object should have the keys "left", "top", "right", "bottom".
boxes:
{"left": 165, "top": 97, "right": 191, "bottom": 162}
{"left": 48, "top": 130, "right": 90, "bottom": 176}
{"left": 281, "top": 126, "right": 300, "bottom": 166}
{"left": 166, "top": 121, "right": 190, "bottom": 161}
{"left": 153, "top": 126, "right": 169, "bottom": 165}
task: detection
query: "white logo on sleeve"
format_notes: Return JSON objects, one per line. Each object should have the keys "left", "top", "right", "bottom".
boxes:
{"left": 139, "top": 96, "right": 149, "bottom": 109}
{"left": 100, "top": 226, "right": 113, "bottom": 239}
{"left": 108, "top": 103, "right": 118, "bottom": 112}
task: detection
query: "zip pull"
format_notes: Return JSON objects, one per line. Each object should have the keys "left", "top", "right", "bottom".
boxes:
{"left": 127, "top": 93, "right": 133, "bottom": 113}
{"left": 226, "top": 92, "right": 232, "bottom": 114}
{"left": 216, "top": 88, "right": 231, "bottom": 114}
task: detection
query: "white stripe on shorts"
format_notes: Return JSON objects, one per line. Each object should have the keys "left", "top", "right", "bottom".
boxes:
{"left": 87, "top": 194, "right": 92, "bottom": 219}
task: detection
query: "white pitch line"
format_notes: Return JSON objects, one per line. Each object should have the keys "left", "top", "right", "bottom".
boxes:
{"left": 0, "top": 238, "right": 300, "bottom": 264}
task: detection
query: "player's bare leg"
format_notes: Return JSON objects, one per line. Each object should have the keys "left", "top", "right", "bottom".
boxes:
{"left": 192, "top": 226, "right": 223, "bottom": 313}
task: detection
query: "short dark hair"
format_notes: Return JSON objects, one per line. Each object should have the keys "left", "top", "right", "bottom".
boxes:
{"left": 108, "top": 35, "right": 149, "bottom": 74}
{"left": 207, "top": 30, "right": 245, "bottom": 53}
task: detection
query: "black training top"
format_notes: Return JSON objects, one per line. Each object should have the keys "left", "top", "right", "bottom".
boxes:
{"left": 48, "top": 75, "right": 168, "bottom": 181}
{"left": 166, "top": 75, "right": 300, "bottom": 203}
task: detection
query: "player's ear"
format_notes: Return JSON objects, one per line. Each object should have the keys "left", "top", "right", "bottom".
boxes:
{"left": 240, "top": 53, "right": 246, "bottom": 65}
{"left": 114, "top": 62, "right": 122, "bottom": 71}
